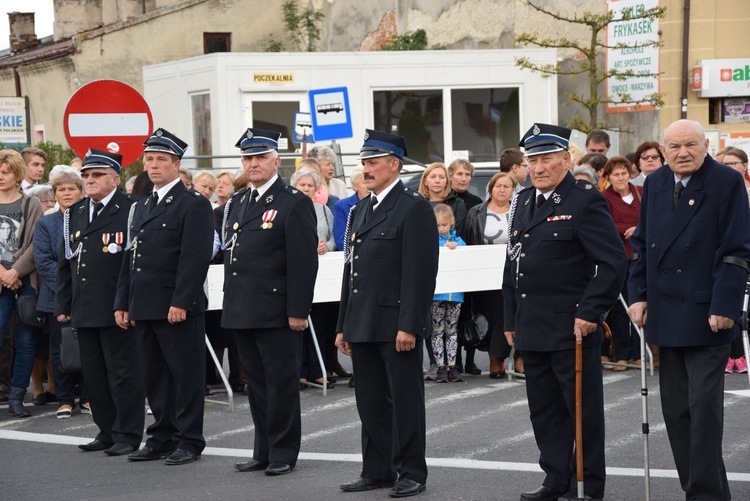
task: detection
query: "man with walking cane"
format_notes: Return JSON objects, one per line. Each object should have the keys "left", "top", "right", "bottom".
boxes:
{"left": 628, "top": 119, "right": 750, "bottom": 500}
{"left": 503, "top": 123, "right": 627, "bottom": 501}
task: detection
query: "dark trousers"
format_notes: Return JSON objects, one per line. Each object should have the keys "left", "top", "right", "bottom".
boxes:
{"left": 47, "top": 314, "right": 87, "bottom": 408}
{"left": 351, "top": 341, "right": 427, "bottom": 484}
{"left": 660, "top": 344, "right": 731, "bottom": 501}
{"left": 234, "top": 326, "right": 302, "bottom": 466}
{"left": 310, "top": 302, "right": 339, "bottom": 369}
{"left": 523, "top": 347, "right": 606, "bottom": 498}
{"left": 78, "top": 325, "right": 144, "bottom": 447}
{"left": 136, "top": 316, "right": 206, "bottom": 454}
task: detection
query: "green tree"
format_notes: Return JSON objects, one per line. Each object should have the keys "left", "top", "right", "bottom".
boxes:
{"left": 514, "top": 1, "right": 666, "bottom": 132}
{"left": 380, "top": 29, "right": 429, "bottom": 51}
{"left": 282, "top": 0, "right": 325, "bottom": 52}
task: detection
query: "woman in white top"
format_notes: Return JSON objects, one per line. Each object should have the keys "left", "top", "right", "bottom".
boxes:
{"left": 464, "top": 172, "right": 516, "bottom": 378}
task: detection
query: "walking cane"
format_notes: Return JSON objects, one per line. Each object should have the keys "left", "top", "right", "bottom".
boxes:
{"left": 741, "top": 276, "right": 750, "bottom": 388}
{"left": 574, "top": 340, "right": 588, "bottom": 500}
{"left": 637, "top": 322, "right": 651, "bottom": 501}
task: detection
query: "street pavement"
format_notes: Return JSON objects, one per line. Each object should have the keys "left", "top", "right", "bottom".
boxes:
{"left": 1, "top": 352, "right": 749, "bottom": 501}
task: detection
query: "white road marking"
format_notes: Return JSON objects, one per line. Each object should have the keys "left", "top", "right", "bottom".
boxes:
{"left": 2, "top": 430, "right": 749, "bottom": 481}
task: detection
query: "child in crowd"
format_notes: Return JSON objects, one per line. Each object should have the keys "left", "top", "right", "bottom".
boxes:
{"left": 431, "top": 204, "right": 466, "bottom": 383}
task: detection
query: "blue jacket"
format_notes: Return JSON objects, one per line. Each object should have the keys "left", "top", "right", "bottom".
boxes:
{"left": 433, "top": 229, "right": 466, "bottom": 303}
{"left": 333, "top": 193, "right": 360, "bottom": 251}
{"left": 628, "top": 155, "right": 750, "bottom": 347}
{"left": 33, "top": 211, "right": 62, "bottom": 313}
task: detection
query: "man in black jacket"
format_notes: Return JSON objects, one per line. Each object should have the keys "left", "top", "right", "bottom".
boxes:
{"left": 56, "top": 149, "right": 144, "bottom": 456}
{"left": 115, "top": 129, "right": 214, "bottom": 466}
{"left": 336, "top": 129, "right": 438, "bottom": 498}
{"left": 222, "top": 128, "right": 318, "bottom": 476}
{"left": 503, "top": 123, "right": 627, "bottom": 501}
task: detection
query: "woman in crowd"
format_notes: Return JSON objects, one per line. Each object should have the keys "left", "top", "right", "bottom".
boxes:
{"left": 465, "top": 172, "right": 515, "bottom": 377}
{"left": 298, "top": 157, "right": 339, "bottom": 211}
{"left": 717, "top": 147, "right": 750, "bottom": 373}
{"left": 26, "top": 185, "right": 59, "bottom": 406}
{"left": 34, "top": 171, "right": 89, "bottom": 418}
{"left": 193, "top": 171, "right": 218, "bottom": 206}
{"left": 419, "top": 162, "right": 467, "bottom": 239}
{"left": 291, "top": 167, "right": 336, "bottom": 389}
{"left": 215, "top": 171, "right": 235, "bottom": 206}
{"left": 309, "top": 146, "right": 349, "bottom": 200}
{"left": 601, "top": 156, "right": 643, "bottom": 370}
{"left": 0, "top": 150, "right": 45, "bottom": 418}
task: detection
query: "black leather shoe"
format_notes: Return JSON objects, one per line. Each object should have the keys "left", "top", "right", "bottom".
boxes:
{"left": 104, "top": 442, "right": 135, "bottom": 456}
{"left": 340, "top": 477, "right": 396, "bottom": 492}
{"left": 78, "top": 439, "right": 114, "bottom": 452}
{"left": 32, "top": 393, "right": 46, "bottom": 406}
{"left": 165, "top": 448, "right": 200, "bottom": 465}
{"left": 234, "top": 459, "right": 269, "bottom": 472}
{"left": 388, "top": 478, "right": 426, "bottom": 498}
{"left": 128, "top": 446, "right": 174, "bottom": 461}
{"left": 465, "top": 363, "right": 482, "bottom": 375}
{"left": 520, "top": 485, "right": 566, "bottom": 501}
{"left": 265, "top": 462, "right": 292, "bottom": 475}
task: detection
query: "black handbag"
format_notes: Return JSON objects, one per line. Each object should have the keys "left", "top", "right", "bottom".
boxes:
{"left": 15, "top": 294, "right": 47, "bottom": 328}
{"left": 459, "top": 296, "right": 489, "bottom": 349}
{"left": 60, "top": 326, "right": 82, "bottom": 373}
{"left": 14, "top": 197, "right": 47, "bottom": 329}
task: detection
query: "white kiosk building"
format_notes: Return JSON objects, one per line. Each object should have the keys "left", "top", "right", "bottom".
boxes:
{"left": 142, "top": 49, "right": 558, "bottom": 174}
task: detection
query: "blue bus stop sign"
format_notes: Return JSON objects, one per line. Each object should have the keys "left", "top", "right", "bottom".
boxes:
{"left": 308, "top": 87, "right": 353, "bottom": 141}
{"left": 293, "top": 112, "right": 314, "bottom": 143}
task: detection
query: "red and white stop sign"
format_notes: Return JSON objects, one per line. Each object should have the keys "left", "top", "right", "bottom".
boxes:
{"left": 63, "top": 80, "right": 153, "bottom": 168}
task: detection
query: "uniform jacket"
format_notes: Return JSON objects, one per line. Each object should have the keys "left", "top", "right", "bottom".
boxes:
{"left": 502, "top": 172, "right": 627, "bottom": 351}
{"left": 336, "top": 180, "right": 439, "bottom": 342}
{"left": 56, "top": 190, "right": 135, "bottom": 327}
{"left": 220, "top": 177, "right": 318, "bottom": 330}
{"left": 114, "top": 181, "right": 214, "bottom": 321}
{"left": 628, "top": 156, "right": 750, "bottom": 347}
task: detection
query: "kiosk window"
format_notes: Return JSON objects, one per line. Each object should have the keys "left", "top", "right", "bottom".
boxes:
{"left": 373, "top": 90, "right": 444, "bottom": 165}
{"left": 451, "top": 88, "right": 520, "bottom": 163}
{"left": 191, "top": 93, "right": 212, "bottom": 168}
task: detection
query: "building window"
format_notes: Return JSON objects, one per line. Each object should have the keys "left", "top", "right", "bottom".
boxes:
{"left": 191, "top": 94, "right": 212, "bottom": 168}
{"left": 204, "top": 33, "right": 231, "bottom": 54}
{"left": 373, "top": 90, "right": 444, "bottom": 165}
{"left": 451, "top": 88, "right": 519, "bottom": 163}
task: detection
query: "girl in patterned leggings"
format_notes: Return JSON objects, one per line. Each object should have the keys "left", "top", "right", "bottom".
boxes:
{"left": 431, "top": 204, "right": 466, "bottom": 383}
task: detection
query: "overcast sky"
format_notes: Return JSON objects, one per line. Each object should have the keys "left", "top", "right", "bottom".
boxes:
{"left": 0, "top": 1, "right": 54, "bottom": 51}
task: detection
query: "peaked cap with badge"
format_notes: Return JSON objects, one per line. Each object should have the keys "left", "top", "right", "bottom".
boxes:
{"left": 143, "top": 128, "right": 188, "bottom": 158}
{"left": 235, "top": 128, "right": 281, "bottom": 156}
{"left": 519, "top": 123, "right": 571, "bottom": 157}
{"left": 82, "top": 149, "right": 123, "bottom": 173}
{"left": 358, "top": 129, "right": 408, "bottom": 161}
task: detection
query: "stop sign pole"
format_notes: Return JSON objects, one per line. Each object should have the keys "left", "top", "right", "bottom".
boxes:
{"left": 63, "top": 80, "right": 153, "bottom": 167}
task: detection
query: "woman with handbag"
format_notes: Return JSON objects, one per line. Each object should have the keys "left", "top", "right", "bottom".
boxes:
{"left": 34, "top": 170, "right": 89, "bottom": 418}
{"left": 464, "top": 172, "right": 516, "bottom": 378}
{"left": 0, "top": 150, "right": 45, "bottom": 418}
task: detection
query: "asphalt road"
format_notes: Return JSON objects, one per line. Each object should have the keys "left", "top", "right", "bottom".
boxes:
{"left": 1, "top": 352, "right": 749, "bottom": 501}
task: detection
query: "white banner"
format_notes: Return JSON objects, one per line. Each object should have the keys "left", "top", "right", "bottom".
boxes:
{"left": 0, "top": 97, "right": 28, "bottom": 144}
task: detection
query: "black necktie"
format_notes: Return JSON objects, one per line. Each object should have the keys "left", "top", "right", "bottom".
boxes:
{"left": 536, "top": 193, "right": 546, "bottom": 208}
{"left": 150, "top": 192, "right": 159, "bottom": 212}
{"left": 365, "top": 195, "right": 378, "bottom": 222}
{"left": 91, "top": 202, "right": 104, "bottom": 223}
{"left": 673, "top": 181, "right": 684, "bottom": 209}
{"left": 244, "top": 189, "right": 259, "bottom": 218}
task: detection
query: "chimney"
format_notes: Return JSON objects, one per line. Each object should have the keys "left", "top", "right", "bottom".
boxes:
{"left": 9, "top": 12, "right": 39, "bottom": 52}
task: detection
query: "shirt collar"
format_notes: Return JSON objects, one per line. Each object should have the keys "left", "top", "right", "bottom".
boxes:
{"left": 250, "top": 174, "right": 279, "bottom": 200}
{"left": 153, "top": 177, "right": 182, "bottom": 204}
{"left": 371, "top": 177, "right": 400, "bottom": 209}
{"left": 91, "top": 188, "right": 117, "bottom": 211}
{"left": 673, "top": 173, "right": 691, "bottom": 187}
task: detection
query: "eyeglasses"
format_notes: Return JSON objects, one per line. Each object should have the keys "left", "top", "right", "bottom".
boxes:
{"left": 724, "top": 161, "right": 747, "bottom": 168}
{"left": 81, "top": 172, "right": 112, "bottom": 180}
{"left": 518, "top": 163, "right": 529, "bottom": 169}
{"left": 640, "top": 154, "right": 661, "bottom": 161}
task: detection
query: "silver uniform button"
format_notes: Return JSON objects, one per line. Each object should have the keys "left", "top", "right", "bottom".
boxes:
{"left": 524, "top": 233, "right": 529, "bottom": 238}
{"left": 232, "top": 272, "right": 237, "bottom": 276}
{"left": 354, "top": 255, "right": 359, "bottom": 260}
{"left": 520, "top": 253, "right": 526, "bottom": 258}
{"left": 521, "top": 293, "right": 526, "bottom": 299}
{"left": 353, "top": 272, "right": 358, "bottom": 277}
{"left": 353, "top": 289, "right": 358, "bottom": 294}
{"left": 136, "top": 268, "right": 141, "bottom": 272}
{"left": 81, "top": 278, "right": 86, "bottom": 282}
